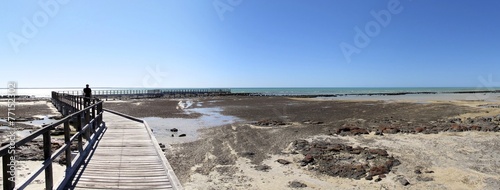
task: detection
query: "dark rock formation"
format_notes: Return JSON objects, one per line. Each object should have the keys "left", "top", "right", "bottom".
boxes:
{"left": 253, "top": 119, "right": 288, "bottom": 126}
{"left": 335, "top": 126, "right": 369, "bottom": 136}
{"left": 417, "top": 176, "right": 434, "bottom": 182}
{"left": 240, "top": 151, "right": 255, "bottom": 158}
{"left": 276, "top": 159, "right": 291, "bottom": 165}
{"left": 396, "top": 175, "right": 410, "bottom": 186}
{"left": 254, "top": 164, "right": 271, "bottom": 172}
{"left": 289, "top": 180, "right": 307, "bottom": 188}
{"left": 291, "top": 140, "right": 400, "bottom": 180}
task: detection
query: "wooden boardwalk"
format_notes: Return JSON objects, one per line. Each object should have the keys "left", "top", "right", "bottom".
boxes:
{"left": 70, "top": 111, "right": 181, "bottom": 189}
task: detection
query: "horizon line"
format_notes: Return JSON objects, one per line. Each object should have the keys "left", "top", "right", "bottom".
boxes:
{"left": 1, "top": 86, "right": 499, "bottom": 89}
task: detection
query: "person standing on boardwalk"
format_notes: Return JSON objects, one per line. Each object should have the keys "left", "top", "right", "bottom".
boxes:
{"left": 83, "top": 84, "right": 92, "bottom": 107}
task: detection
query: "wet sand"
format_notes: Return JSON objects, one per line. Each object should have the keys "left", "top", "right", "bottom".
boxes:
{"left": 104, "top": 94, "right": 500, "bottom": 189}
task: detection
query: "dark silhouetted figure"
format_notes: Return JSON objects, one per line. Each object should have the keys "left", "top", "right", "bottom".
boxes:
{"left": 83, "top": 84, "right": 92, "bottom": 107}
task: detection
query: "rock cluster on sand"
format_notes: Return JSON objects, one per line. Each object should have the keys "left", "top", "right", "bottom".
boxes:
{"left": 396, "top": 175, "right": 410, "bottom": 186}
{"left": 254, "top": 164, "right": 271, "bottom": 172}
{"left": 289, "top": 180, "right": 307, "bottom": 188}
{"left": 253, "top": 119, "right": 325, "bottom": 127}
{"left": 252, "top": 119, "right": 289, "bottom": 126}
{"left": 292, "top": 140, "right": 400, "bottom": 180}
{"left": 333, "top": 115, "right": 500, "bottom": 136}
{"left": 276, "top": 159, "right": 291, "bottom": 165}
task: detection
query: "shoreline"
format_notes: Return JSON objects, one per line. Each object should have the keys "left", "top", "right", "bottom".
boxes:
{"left": 233, "top": 91, "right": 500, "bottom": 98}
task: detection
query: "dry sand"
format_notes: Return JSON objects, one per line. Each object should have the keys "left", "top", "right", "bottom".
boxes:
{"left": 182, "top": 131, "right": 500, "bottom": 189}
{"left": 0, "top": 160, "right": 66, "bottom": 190}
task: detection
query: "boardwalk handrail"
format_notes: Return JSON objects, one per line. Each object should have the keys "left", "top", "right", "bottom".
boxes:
{"left": 0, "top": 92, "right": 104, "bottom": 190}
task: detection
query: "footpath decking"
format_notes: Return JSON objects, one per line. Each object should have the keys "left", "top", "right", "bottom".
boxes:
{"left": 70, "top": 111, "right": 181, "bottom": 189}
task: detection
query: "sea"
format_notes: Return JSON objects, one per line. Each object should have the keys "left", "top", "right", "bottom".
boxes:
{"left": 1, "top": 87, "right": 500, "bottom": 98}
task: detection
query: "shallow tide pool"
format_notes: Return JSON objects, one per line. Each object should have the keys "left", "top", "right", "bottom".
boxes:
{"left": 142, "top": 106, "right": 240, "bottom": 144}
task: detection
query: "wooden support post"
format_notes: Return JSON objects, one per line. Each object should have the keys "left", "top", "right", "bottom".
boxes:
{"left": 2, "top": 151, "right": 15, "bottom": 190}
{"left": 85, "top": 110, "right": 91, "bottom": 141}
{"left": 64, "top": 121, "right": 72, "bottom": 169}
{"left": 92, "top": 100, "right": 96, "bottom": 116}
{"left": 99, "top": 102, "right": 103, "bottom": 125}
{"left": 43, "top": 132, "right": 53, "bottom": 190}
{"left": 77, "top": 113, "right": 83, "bottom": 153}
{"left": 62, "top": 106, "right": 67, "bottom": 116}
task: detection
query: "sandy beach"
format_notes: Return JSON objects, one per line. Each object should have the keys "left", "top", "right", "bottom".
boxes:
{"left": 1, "top": 93, "right": 500, "bottom": 189}
{"left": 103, "top": 93, "right": 500, "bottom": 189}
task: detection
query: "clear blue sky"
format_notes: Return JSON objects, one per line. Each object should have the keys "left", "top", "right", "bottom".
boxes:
{"left": 1, "top": 0, "right": 499, "bottom": 88}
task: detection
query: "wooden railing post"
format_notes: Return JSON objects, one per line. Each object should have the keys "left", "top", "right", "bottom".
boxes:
{"left": 98, "top": 102, "right": 103, "bottom": 125}
{"left": 43, "top": 132, "right": 53, "bottom": 190}
{"left": 77, "top": 113, "right": 83, "bottom": 153}
{"left": 92, "top": 100, "right": 96, "bottom": 131}
{"left": 64, "top": 121, "right": 72, "bottom": 169}
{"left": 2, "top": 152, "right": 15, "bottom": 190}
{"left": 85, "top": 110, "right": 91, "bottom": 141}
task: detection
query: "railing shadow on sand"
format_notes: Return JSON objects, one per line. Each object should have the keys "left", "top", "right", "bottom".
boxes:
{"left": 0, "top": 92, "right": 104, "bottom": 190}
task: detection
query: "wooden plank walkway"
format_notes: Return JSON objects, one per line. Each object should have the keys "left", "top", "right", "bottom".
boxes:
{"left": 70, "top": 111, "right": 181, "bottom": 189}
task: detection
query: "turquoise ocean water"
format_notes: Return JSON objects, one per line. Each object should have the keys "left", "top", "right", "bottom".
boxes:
{"left": 231, "top": 87, "right": 500, "bottom": 95}
{"left": 2, "top": 87, "right": 500, "bottom": 98}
